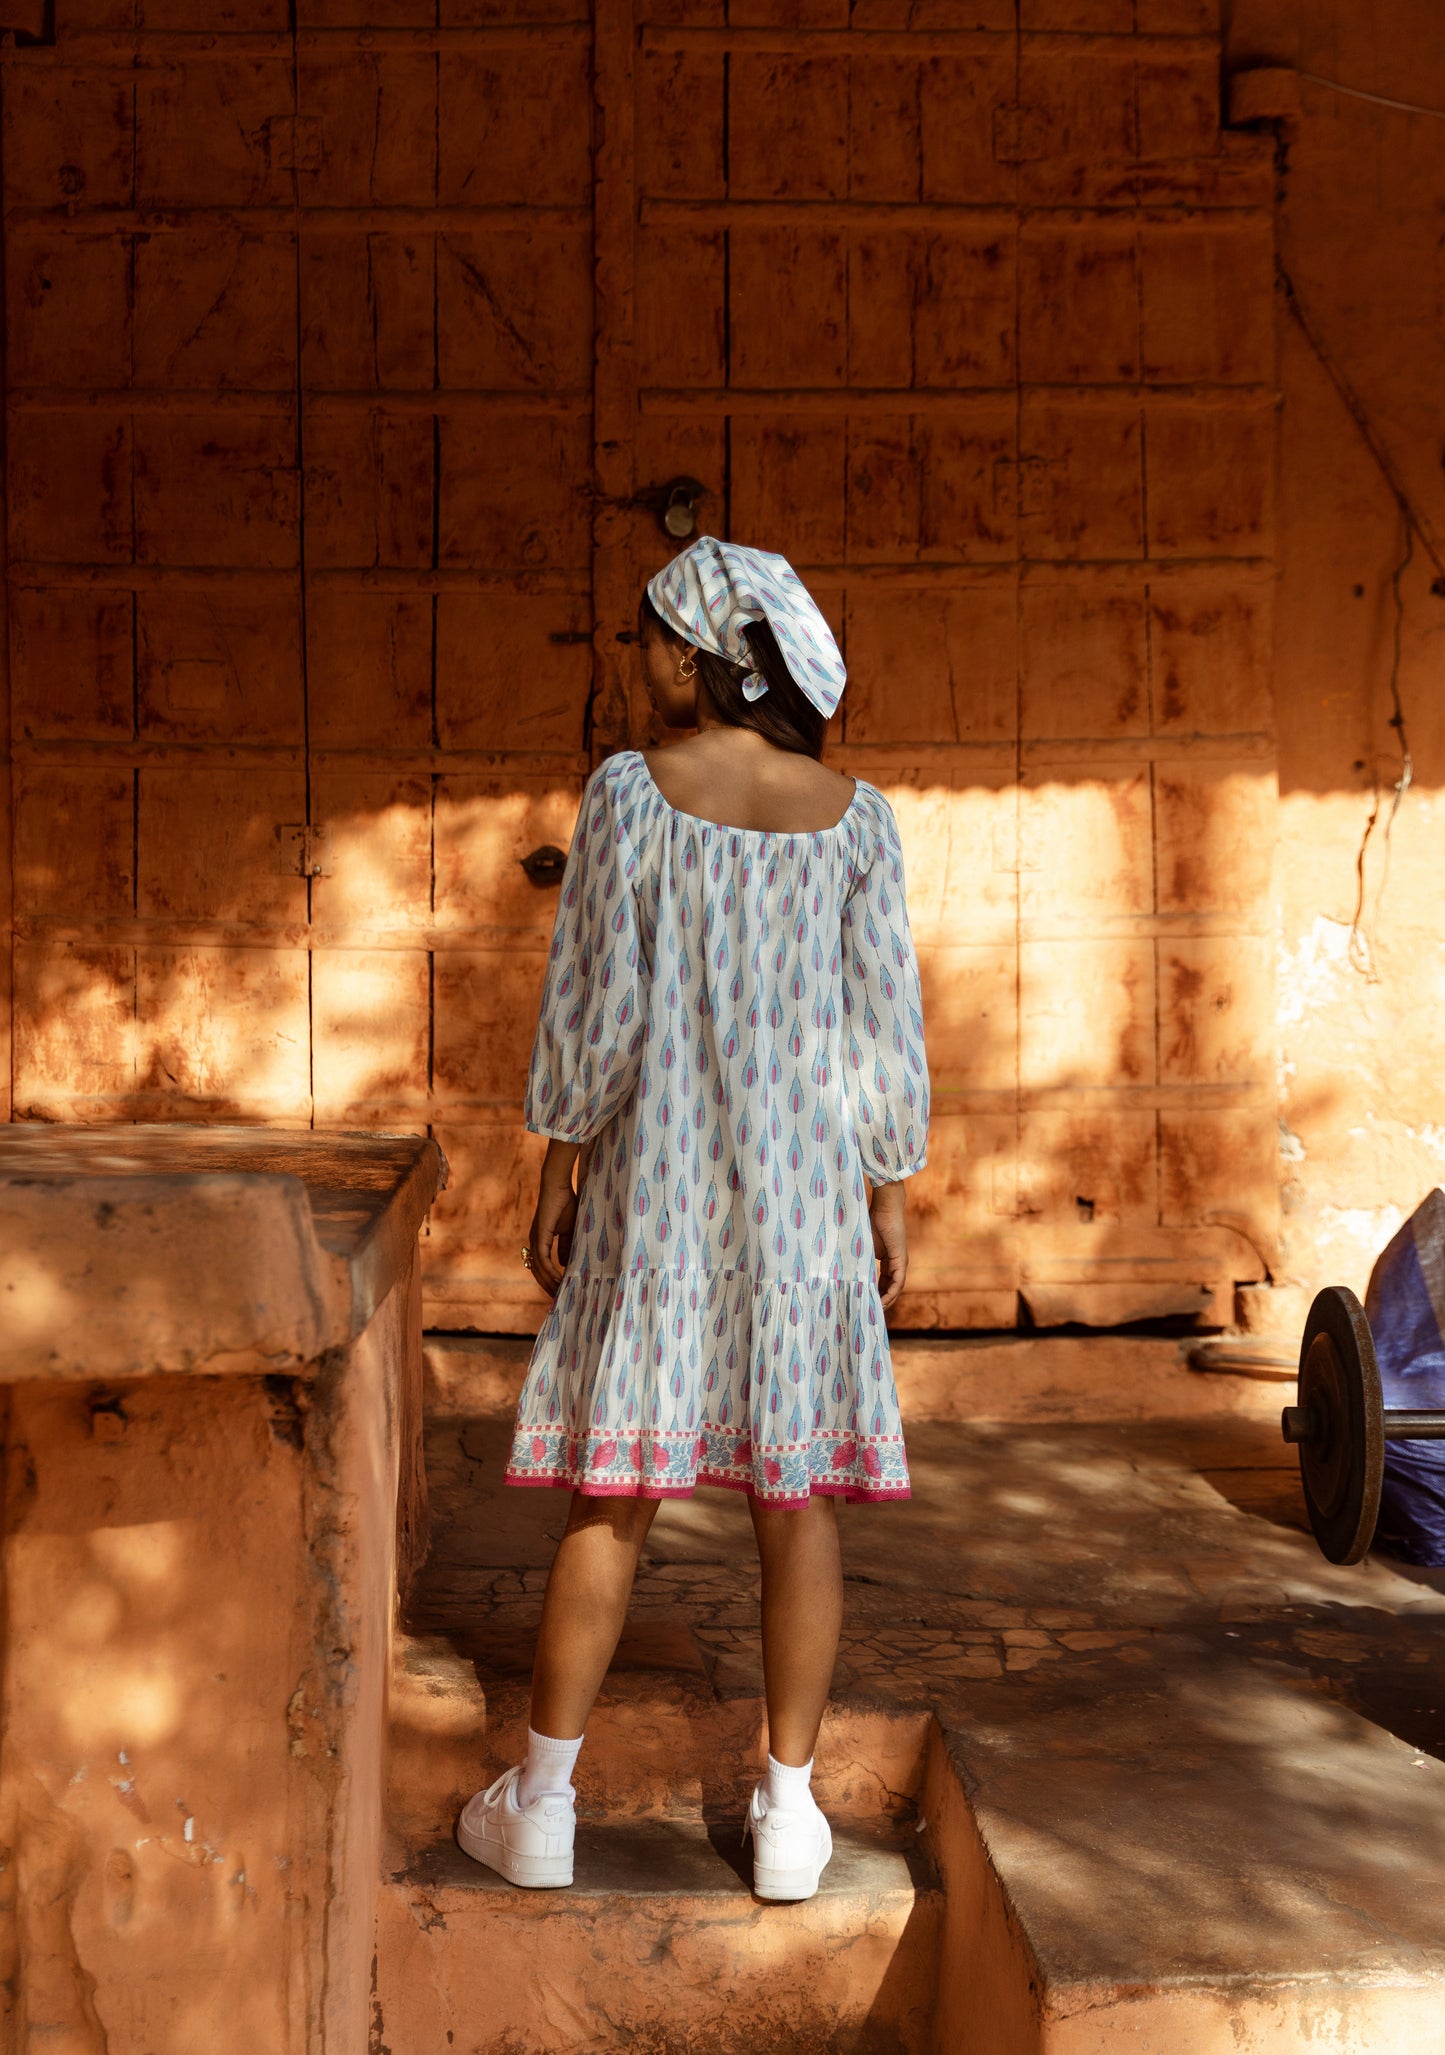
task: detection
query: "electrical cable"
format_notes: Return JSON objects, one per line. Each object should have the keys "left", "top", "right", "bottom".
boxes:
{"left": 1348, "top": 524, "right": 1416, "bottom": 980}
{"left": 1298, "top": 70, "right": 1445, "bottom": 123}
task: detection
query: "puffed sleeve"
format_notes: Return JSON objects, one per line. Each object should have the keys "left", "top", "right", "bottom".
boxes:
{"left": 840, "top": 788, "right": 930, "bottom": 1182}
{"left": 525, "top": 757, "right": 650, "bottom": 1142}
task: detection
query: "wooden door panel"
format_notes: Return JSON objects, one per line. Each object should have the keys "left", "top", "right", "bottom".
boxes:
{"left": 1018, "top": 581, "right": 1150, "bottom": 742}
{"left": 12, "top": 945, "right": 136, "bottom": 1117}
{"left": 299, "top": 232, "right": 437, "bottom": 391}
{"left": 135, "top": 413, "right": 300, "bottom": 570}
{"left": 311, "top": 950, "right": 432, "bottom": 1123}
{"left": 135, "top": 60, "right": 297, "bottom": 208}
{"left": 7, "top": 232, "right": 131, "bottom": 388}
{"left": 433, "top": 951, "right": 547, "bottom": 1110}
{"left": 437, "top": 230, "right": 595, "bottom": 392}
{"left": 1018, "top": 768, "right": 1156, "bottom": 922}
{"left": 310, "top": 772, "right": 434, "bottom": 933}
{"left": 730, "top": 419, "right": 848, "bottom": 561}
{"left": 919, "top": 944, "right": 1018, "bottom": 1096}
{"left": 438, "top": 50, "right": 594, "bottom": 206}
{"left": 1018, "top": 938, "right": 1157, "bottom": 1093}
{"left": 426, "top": 1121, "right": 551, "bottom": 1333}
{"left": 1018, "top": 221, "right": 1141, "bottom": 384}
{"left": 438, "top": 413, "right": 592, "bottom": 570}
{"left": 725, "top": 56, "right": 850, "bottom": 200}
{"left": 635, "top": 48, "right": 725, "bottom": 199}
{"left": 1144, "top": 398, "right": 1276, "bottom": 558}
{"left": 9, "top": 589, "right": 134, "bottom": 741}
{"left": 912, "top": 230, "right": 1018, "bottom": 387}
{"left": 135, "top": 947, "right": 312, "bottom": 1117}
{"left": 1018, "top": 396, "right": 1145, "bottom": 561}
{"left": 133, "top": 230, "right": 297, "bottom": 391}
{"left": 844, "top": 583, "right": 1016, "bottom": 746}
{"left": 1153, "top": 762, "right": 1276, "bottom": 916}
{"left": 305, "top": 590, "right": 435, "bottom": 749}
{"left": 296, "top": 51, "right": 438, "bottom": 205}
{"left": 728, "top": 231, "right": 849, "bottom": 386}
{"left": 1019, "top": 1111, "right": 1160, "bottom": 1227}
{"left": 3, "top": 70, "right": 135, "bottom": 208}
{"left": 435, "top": 595, "right": 594, "bottom": 754}
{"left": 1140, "top": 219, "right": 1275, "bottom": 385}
{"left": 432, "top": 779, "right": 584, "bottom": 938}
{"left": 9, "top": 411, "right": 133, "bottom": 564}
{"left": 917, "top": 50, "right": 1018, "bottom": 205}
{"left": 13, "top": 768, "right": 133, "bottom": 924}
{"left": 303, "top": 412, "right": 434, "bottom": 570}
{"left": 138, "top": 768, "right": 308, "bottom": 926}
{"left": 1147, "top": 576, "right": 1273, "bottom": 735}
{"left": 1157, "top": 938, "right": 1274, "bottom": 1088}
{"left": 137, "top": 592, "right": 304, "bottom": 746}
{"left": 636, "top": 228, "right": 727, "bottom": 385}
{"left": 901, "top": 1112, "right": 1020, "bottom": 1331}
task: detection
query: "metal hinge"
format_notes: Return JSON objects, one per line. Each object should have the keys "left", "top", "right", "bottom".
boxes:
{"left": 277, "top": 824, "right": 330, "bottom": 878}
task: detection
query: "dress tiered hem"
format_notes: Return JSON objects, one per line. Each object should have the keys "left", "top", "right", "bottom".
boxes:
{"left": 504, "top": 1265, "right": 912, "bottom": 1508}
{"left": 505, "top": 1420, "right": 910, "bottom": 1507}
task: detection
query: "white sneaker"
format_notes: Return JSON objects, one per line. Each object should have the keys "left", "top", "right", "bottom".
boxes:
{"left": 743, "top": 1783, "right": 833, "bottom": 1902}
{"left": 456, "top": 1767, "right": 575, "bottom": 1888}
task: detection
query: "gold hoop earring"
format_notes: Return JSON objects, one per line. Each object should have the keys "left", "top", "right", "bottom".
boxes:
{"left": 677, "top": 650, "right": 698, "bottom": 683}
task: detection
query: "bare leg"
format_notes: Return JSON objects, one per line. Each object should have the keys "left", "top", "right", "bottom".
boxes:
{"left": 749, "top": 1495, "right": 844, "bottom": 1766}
{"left": 528, "top": 1493, "right": 660, "bottom": 1739}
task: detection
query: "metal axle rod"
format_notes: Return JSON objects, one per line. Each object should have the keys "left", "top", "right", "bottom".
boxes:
{"left": 1283, "top": 1405, "right": 1445, "bottom": 1445}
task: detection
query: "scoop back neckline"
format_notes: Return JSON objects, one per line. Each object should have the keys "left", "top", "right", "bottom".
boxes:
{"left": 627, "top": 748, "right": 866, "bottom": 841}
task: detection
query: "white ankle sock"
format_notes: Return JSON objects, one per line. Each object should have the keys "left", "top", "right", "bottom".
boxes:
{"left": 515, "top": 1729, "right": 583, "bottom": 1809}
{"left": 763, "top": 1753, "right": 814, "bottom": 1812}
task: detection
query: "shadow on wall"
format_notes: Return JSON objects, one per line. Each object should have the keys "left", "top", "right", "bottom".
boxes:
{"left": 4, "top": 742, "right": 1336, "bottom": 1333}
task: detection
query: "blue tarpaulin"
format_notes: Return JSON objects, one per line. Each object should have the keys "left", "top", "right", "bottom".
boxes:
{"left": 1364, "top": 1187, "right": 1445, "bottom": 1566}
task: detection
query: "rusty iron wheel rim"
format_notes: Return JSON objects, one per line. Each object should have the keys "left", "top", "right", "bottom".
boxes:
{"left": 1296, "top": 1285, "right": 1384, "bottom": 1566}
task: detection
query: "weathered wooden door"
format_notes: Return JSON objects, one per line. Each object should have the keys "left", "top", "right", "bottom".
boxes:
{"left": 4, "top": 0, "right": 1277, "bottom": 1334}
{"left": 590, "top": 0, "right": 1280, "bottom": 1330}
{"left": 3, "top": 10, "right": 595, "bottom": 1334}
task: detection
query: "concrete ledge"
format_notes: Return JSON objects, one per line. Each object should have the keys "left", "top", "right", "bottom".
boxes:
{"left": 0, "top": 1172, "right": 349, "bottom": 1378}
{"left": 928, "top": 1660, "right": 1445, "bottom": 2053}
{"left": 0, "top": 1125, "right": 445, "bottom": 1377}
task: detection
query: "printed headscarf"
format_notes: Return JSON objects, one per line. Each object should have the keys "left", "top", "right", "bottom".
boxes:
{"left": 646, "top": 536, "right": 847, "bottom": 719}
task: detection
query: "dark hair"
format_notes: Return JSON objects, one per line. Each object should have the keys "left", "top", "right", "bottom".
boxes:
{"left": 639, "top": 591, "right": 828, "bottom": 760}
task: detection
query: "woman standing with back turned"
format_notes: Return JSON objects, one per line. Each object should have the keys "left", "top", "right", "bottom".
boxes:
{"left": 458, "top": 536, "right": 929, "bottom": 1902}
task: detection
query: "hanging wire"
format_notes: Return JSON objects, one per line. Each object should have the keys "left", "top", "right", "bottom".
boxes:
{"left": 1299, "top": 71, "right": 1445, "bottom": 123}
{"left": 1348, "top": 523, "right": 1417, "bottom": 980}
{"left": 1273, "top": 260, "right": 1426, "bottom": 982}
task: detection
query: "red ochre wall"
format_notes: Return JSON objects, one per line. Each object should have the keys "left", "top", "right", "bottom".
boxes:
{"left": 1226, "top": 0, "right": 1445, "bottom": 1312}
{"left": 0, "top": 0, "right": 1440, "bottom": 1333}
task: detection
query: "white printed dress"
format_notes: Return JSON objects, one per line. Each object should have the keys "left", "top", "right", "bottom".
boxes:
{"left": 506, "top": 749, "right": 929, "bottom": 1507}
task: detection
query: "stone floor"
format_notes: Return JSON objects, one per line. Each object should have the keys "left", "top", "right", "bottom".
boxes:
{"left": 395, "top": 1336, "right": 1445, "bottom": 2044}
{"left": 412, "top": 1340, "right": 1445, "bottom": 1761}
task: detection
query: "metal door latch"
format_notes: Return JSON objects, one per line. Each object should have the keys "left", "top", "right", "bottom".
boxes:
{"left": 277, "top": 823, "right": 330, "bottom": 878}
{"left": 519, "top": 844, "right": 568, "bottom": 886}
{"left": 634, "top": 476, "right": 708, "bottom": 539}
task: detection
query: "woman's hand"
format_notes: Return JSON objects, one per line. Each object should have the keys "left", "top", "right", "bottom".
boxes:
{"left": 869, "top": 1180, "right": 909, "bottom": 1313}
{"left": 528, "top": 1140, "right": 583, "bottom": 1296}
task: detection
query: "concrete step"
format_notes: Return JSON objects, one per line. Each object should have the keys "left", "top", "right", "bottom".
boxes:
{"left": 376, "top": 1817, "right": 942, "bottom": 2054}
{"left": 387, "top": 1629, "right": 934, "bottom": 1847}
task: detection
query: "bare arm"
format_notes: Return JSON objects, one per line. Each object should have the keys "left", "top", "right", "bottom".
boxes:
{"left": 869, "top": 1179, "right": 909, "bottom": 1313}
{"left": 527, "top": 1139, "right": 584, "bottom": 1296}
